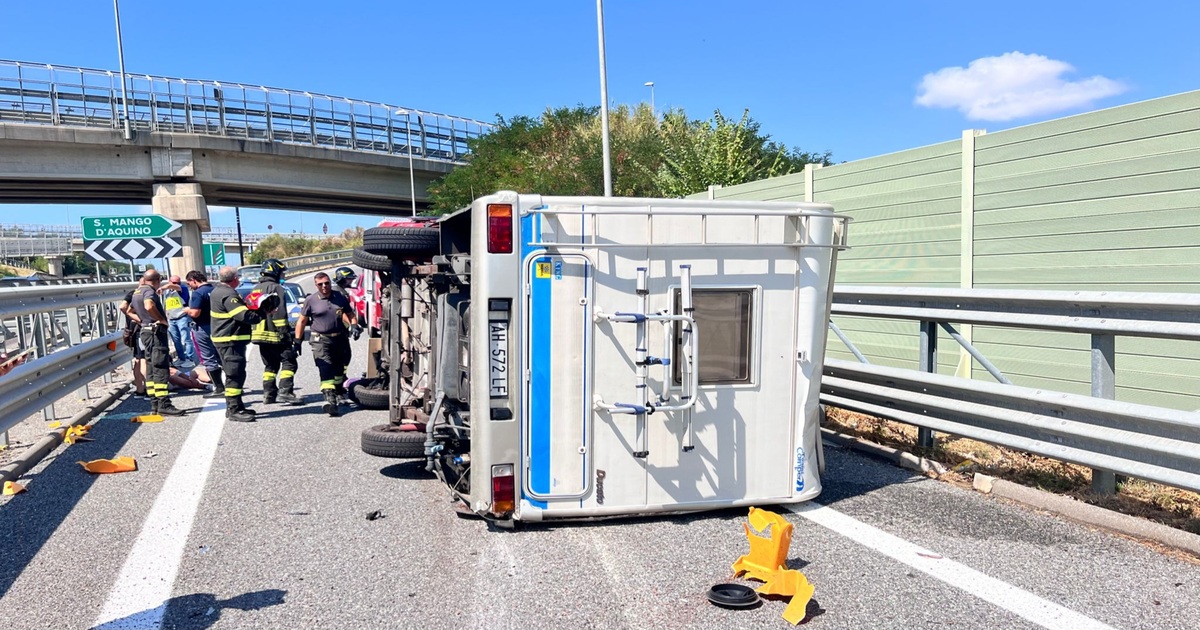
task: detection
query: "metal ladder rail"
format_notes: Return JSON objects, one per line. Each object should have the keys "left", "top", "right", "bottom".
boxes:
{"left": 593, "top": 265, "right": 699, "bottom": 457}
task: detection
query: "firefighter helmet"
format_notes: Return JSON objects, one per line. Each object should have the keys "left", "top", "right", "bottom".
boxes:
{"left": 334, "top": 266, "right": 358, "bottom": 286}
{"left": 260, "top": 258, "right": 287, "bottom": 280}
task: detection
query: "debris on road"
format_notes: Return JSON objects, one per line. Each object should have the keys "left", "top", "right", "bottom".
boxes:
{"left": 366, "top": 510, "right": 384, "bottom": 521}
{"left": 63, "top": 425, "right": 91, "bottom": 444}
{"left": 78, "top": 456, "right": 138, "bottom": 474}
{"left": 730, "top": 507, "right": 816, "bottom": 625}
{"left": 132, "top": 414, "right": 164, "bottom": 423}
{"left": 3, "top": 480, "right": 26, "bottom": 495}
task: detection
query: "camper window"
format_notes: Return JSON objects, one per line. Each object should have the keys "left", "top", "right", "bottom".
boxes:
{"left": 673, "top": 288, "right": 754, "bottom": 385}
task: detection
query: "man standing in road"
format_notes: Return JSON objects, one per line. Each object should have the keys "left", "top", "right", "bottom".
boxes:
{"left": 211, "top": 266, "right": 273, "bottom": 422}
{"left": 295, "top": 271, "right": 361, "bottom": 416}
{"left": 251, "top": 259, "right": 301, "bottom": 405}
{"left": 186, "top": 270, "right": 224, "bottom": 399}
{"left": 133, "top": 270, "right": 186, "bottom": 416}
{"left": 161, "top": 274, "right": 197, "bottom": 368}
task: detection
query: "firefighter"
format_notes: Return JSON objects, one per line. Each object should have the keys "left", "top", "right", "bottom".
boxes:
{"left": 295, "top": 271, "right": 361, "bottom": 416}
{"left": 331, "top": 266, "right": 357, "bottom": 300}
{"left": 132, "top": 270, "right": 186, "bottom": 416}
{"left": 251, "top": 258, "right": 301, "bottom": 405}
{"left": 210, "top": 266, "right": 276, "bottom": 422}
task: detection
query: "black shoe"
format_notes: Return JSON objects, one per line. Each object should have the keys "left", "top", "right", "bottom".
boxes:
{"left": 225, "top": 396, "right": 256, "bottom": 422}
{"left": 322, "top": 392, "right": 341, "bottom": 417}
{"left": 202, "top": 385, "right": 224, "bottom": 399}
{"left": 158, "top": 398, "right": 186, "bottom": 416}
{"left": 278, "top": 391, "right": 302, "bottom": 406}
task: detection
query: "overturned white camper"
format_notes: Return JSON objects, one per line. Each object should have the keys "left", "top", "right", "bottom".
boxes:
{"left": 359, "top": 192, "right": 849, "bottom": 525}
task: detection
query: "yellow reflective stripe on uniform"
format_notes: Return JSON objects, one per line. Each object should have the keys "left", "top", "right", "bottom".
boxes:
{"left": 272, "top": 319, "right": 288, "bottom": 326}
{"left": 212, "top": 334, "right": 252, "bottom": 342}
{"left": 263, "top": 372, "right": 277, "bottom": 380}
{"left": 320, "top": 380, "right": 336, "bottom": 390}
{"left": 211, "top": 306, "right": 248, "bottom": 319}
{"left": 225, "top": 387, "right": 242, "bottom": 396}
{"left": 279, "top": 370, "right": 295, "bottom": 379}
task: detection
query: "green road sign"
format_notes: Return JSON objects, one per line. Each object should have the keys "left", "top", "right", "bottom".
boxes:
{"left": 82, "top": 215, "right": 182, "bottom": 241}
{"left": 204, "top": 243, "right": 226, "bottom": 266}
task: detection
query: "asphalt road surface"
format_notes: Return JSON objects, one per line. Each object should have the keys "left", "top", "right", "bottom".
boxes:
{"left": 1, "top": 272, "right": 1198, "bottom": 629}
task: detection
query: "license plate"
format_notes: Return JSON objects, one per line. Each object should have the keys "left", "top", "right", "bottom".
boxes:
{"left": 489, "top": 321, "right": 508, "bottom": 398}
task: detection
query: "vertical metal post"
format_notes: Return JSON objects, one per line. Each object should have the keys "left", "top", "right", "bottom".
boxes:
{"left": 596, "top": 0, "right": 613, "bottom": 197}
{"left": 1090, "top": 334, "right": 1118, "bottom": 494}
{"left": 235, "top": 208, "right": 245, "bottom": 266}
{"left": 33, "top": 314, "right": 55, "bottom": 421}
{"left": 917, "top": 321, "right": 937, "bottom": 449}
{"left": 113, "top": 0, "right": 133, "bottom": 140}
{"left": 66, "top": 306, "right": 89, "bottom": 398}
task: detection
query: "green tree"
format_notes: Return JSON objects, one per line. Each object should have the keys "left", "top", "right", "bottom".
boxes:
{"left": 427, "top": 105, "right": 830, "bottom": 213}
{"left": 654, "top": 109, "right": 832, "bottom": 198}
{"left": 247, "top": 228, "right": 364, "bottom": 264}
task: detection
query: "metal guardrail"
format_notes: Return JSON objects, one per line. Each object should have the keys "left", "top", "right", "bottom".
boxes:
{"left": 825, "top": 285, "right": 1200, "bottom": 494}
{"left": 0, "top": 60, "right": 492, "bottom": 163}
{"left": 282, "top": 249, "right": 353, "bottom": 275}
{"left": 0, "top": 283, "right": 134, "bottom": 442}
{"left": 0, "top": 333, "right": 130, "bottom": 436}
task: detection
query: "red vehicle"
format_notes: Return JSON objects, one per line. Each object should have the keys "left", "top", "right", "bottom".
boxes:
{"left": 351, "top": 217, "right": 439, "bottom": 335}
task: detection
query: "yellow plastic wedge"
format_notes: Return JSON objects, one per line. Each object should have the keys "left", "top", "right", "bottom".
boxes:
{"left": 3, "top": 481, "right": 26, "bottom": 495}
{"left": 731, "top": 507, "right": 794, "bottom": 583}
{"left": 132, "top": 414, "right": 164, "bottom": 423}
{"left": 78, "top": 456, "right": 138, "bottom": 474}
{"left": 759, "top": 568, "right": 816, "bottom": 625}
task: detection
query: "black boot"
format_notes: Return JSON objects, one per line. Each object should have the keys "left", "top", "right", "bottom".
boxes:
{"left": 262, "top": 380, "right": 278, "bottom": 404}
{"left": 225, "top": 396, "right": 256, "bottom": 422}
{"left": 240, "top": 395, "right": 257, "bottom": 416}
{"left": 277, "top": 378, "right": 301, "bottom": 405}
{"left": 203, "top": 371, "right": 225, "bottom": 399}
{"left": 333, "top": 383, "right": 347, "bottom": 404}
{"left": 149, "top": 397, "right": 160, "bottom": 415}
{"left": 157, "top": 396, "right": 184, "bottom": 415}
{"left": 322, "top": 390, "right": 341, "bottom": 417}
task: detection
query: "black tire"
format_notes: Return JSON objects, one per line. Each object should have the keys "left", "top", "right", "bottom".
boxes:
{"left": 362, "top": 227, "right": 439, "bottom": 259}
{"left": 350, "top": 378, "right": 390, "bottom": 410}
{"left": 361, "top": 424, "right": 425, "bottom": 458}
{"left": 353, "top": 247, "right": 392, "bottom": 272}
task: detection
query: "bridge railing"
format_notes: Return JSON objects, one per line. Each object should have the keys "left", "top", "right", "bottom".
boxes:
{"left": 0, "top": 283, "right": 134, "bottom": 445}
{"left": 0, "top": 60, "right": 492, "bottom": 164}
{"left": 825, "top": 286, "right": 1200, "bottom": 494}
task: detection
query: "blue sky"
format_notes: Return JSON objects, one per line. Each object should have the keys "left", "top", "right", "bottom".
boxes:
{"left": 2, "top": 0, "right": 1197, "bottom": 243}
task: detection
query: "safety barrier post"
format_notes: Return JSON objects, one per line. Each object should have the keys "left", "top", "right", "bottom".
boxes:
{"left": 917, "top": 320, "right": 937, "bottom": 449}
{"left": 1090, "top": 333, "right": 1117, "bottom": 494}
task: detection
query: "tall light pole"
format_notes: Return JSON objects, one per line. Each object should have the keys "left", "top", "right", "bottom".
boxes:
{"left": 112, "top": 0, "right": 133, "bottom": 140}
{"left": 395, "top": 108, "right": 418, "bottom": 216}
{"left": 644, "top": 81, "right": 655, "bottom": 116}
{"left": 596, "top": 0, "right": 613, "bottom": 197}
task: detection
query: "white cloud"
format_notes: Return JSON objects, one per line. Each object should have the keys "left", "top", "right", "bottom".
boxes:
{"left": 915, "top": 52, "right": 1127, "bottom": 121}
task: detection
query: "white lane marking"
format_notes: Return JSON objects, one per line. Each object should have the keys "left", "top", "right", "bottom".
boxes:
{"left": 93, "top": 400, "right": 227, "bottom": 630}
{"left": 790, "top": 502, "right": 1118, "bottom": 630}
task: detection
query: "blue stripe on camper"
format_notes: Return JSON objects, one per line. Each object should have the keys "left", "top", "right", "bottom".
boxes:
{"left": 522, "top": 213, "right": 549, "bottom": 509}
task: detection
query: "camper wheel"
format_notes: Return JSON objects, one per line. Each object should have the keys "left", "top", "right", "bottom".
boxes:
{"left": 349, "top": 378, "right": 390, "bottom": 410}
{"left": 362, "top": 227, "right": 439, "bottom": 259}
{"left": 352, "top": 247, "right": 392, "bottom": 272}
{"left": 361, "top": 425, "right": 425, "bottom": 459}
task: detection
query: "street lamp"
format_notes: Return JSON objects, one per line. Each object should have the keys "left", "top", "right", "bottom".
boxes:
{"left": 395, "top": 108, "right": 418, "bottom": 216}
{"left": 596, "top": 0, "right": 613, "bottom": 197}
{"left": 112, "top": 0, "right": 133, "bottom": 140}
{"left": 644, "top": 81, "right": 655, "bottom": 115}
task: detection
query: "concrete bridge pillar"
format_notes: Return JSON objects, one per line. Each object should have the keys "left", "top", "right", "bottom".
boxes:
{"left": 152, "top": 183, "right": 210, "bottom": 279}
{"left": 45, "top": 255, "right": 65, "bottom": 277}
